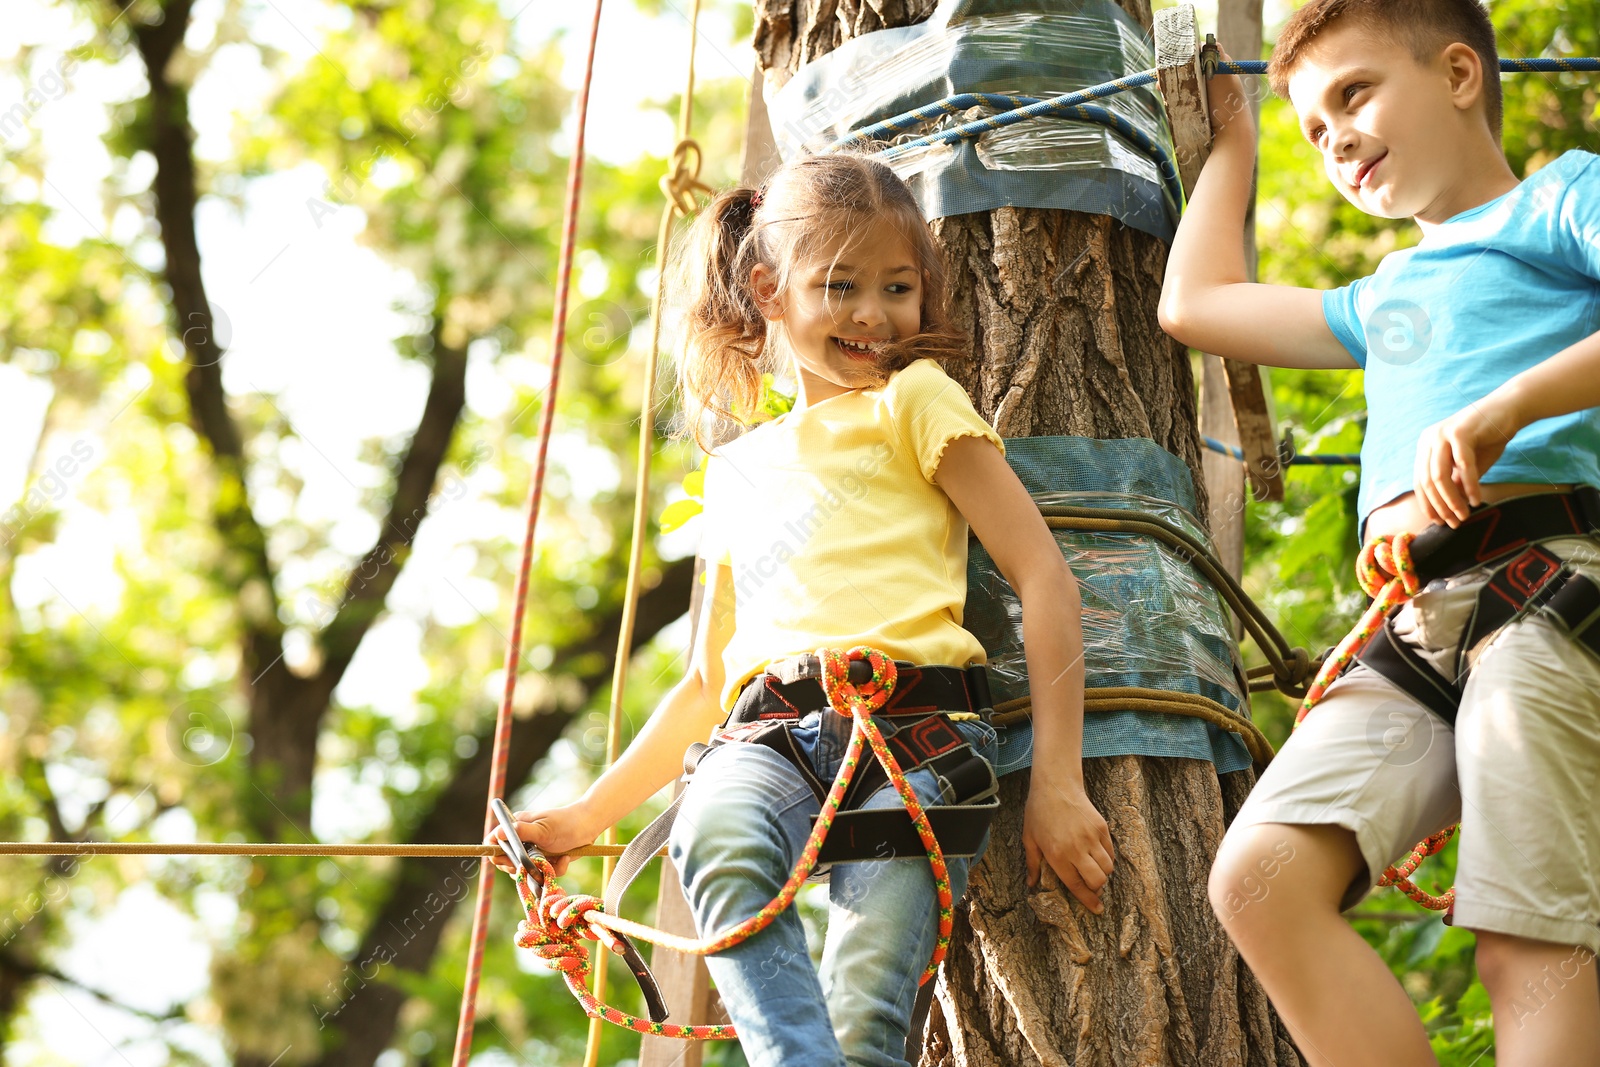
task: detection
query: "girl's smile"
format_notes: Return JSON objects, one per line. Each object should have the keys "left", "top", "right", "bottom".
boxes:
{"left": 750, "top": 223, "right": 925, "bottom": 409}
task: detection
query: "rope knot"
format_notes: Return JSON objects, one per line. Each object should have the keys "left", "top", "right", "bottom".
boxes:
{"left": 817, "top": 647, "right": 897, "bottom": 717}
{"left": 1275, "top": 645, "right": 1314, "bottom": 692}
{"left": 660, "top": 138, "right": 712, "bottom": 216}
{"left": 1358, "top": 532, "right": 1420, "bottom": 598}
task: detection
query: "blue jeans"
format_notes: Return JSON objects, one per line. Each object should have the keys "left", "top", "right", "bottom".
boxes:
{"left": 668, "top": 709, "right": 999, "bottom": 1067}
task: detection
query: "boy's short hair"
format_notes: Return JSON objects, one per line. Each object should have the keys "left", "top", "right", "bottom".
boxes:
{"left": 1267, "top": 0, "right": 1502, "bottom": 137}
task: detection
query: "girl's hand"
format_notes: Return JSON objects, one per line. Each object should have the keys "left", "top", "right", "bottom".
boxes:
{"left": 1414, "top": 398, "right": 1517, "bottom": 528}
{"left": 486, "top": 803, "right": 601, "bottom": 877}
{"left": 1022, "top": 771, "right": 1115, "bottom": 914}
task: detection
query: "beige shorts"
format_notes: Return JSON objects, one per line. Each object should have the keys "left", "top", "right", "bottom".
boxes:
{"left": 1228, "top": 536, "right": 1600, "bottom": 954}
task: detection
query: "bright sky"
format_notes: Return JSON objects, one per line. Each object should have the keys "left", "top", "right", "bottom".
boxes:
{"left": 0, "top": 0, "right": 747, "bottom": 1062}
{"left": 0, "top": 0, "right": 1298, "bottom": 1060}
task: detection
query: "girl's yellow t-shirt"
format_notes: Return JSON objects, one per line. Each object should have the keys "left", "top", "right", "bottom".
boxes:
{"left": 699, "top": 357, "right": 1004, "bottom": 713}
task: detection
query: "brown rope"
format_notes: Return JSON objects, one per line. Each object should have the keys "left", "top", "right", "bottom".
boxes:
{"left": 1037, "top": 509, "right": 1321, "bottom": 697}
{"left": 991, "top": 685, "right": 1274, "bottom": 768}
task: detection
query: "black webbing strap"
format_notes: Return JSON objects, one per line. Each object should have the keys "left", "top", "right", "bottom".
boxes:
{"left": 1356, "top": 619, "right": 1463, "bottom": 725}
{"left": 731, "top": 658, "right": 994, "bottom": 722}
{"left": 1535, "top": 571, "right": 1600, "bottom": 663}
{"left": 1456, "top": 545, "right": 1567, "bottom": 670}
{"left": 817, "top": 795, "right": 1000, "bottom": 863}
{"left": 1409, "top": 486, "right": 1600, "bottom": 585}
{"left": 1352, "top": 545, "right": 1600, "bottom": 732}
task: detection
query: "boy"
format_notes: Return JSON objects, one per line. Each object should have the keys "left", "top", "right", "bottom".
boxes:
{"left": 1158, "top": 1, "right": 1600, "bottom": 1064}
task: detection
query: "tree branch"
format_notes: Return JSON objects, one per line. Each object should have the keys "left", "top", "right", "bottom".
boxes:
{"left": 312, "top": 330, "right": 471, "bottom": 700}
{"left": 127, "top": 0, "right": 288, "bottom": 693}
{"left": 0, "top": 950, "right": 187, "bottom": 1024}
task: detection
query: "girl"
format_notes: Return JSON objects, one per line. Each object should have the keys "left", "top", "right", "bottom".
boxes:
{"left": 494, "top": 152, "right": 1114, "bottom": 1067}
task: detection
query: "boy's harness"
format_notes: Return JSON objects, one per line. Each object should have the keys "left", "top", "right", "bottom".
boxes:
{"left": 1295, "top": 487, "right": 1600, "bottom": 914}
{"left": 602, "top": 656, "right": 1001, "bottom": 915}
{"left": 1352, "top": 487, "right": 1600, "bottom": 725}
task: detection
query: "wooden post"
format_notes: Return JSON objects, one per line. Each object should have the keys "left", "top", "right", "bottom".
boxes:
{"left": 638, "top": 556, "right": 726, "bottom": 1067}
{"left": 1156, "top": 3, "right": 1281, "bottom": 554}
{"left": 740, "top": 56, "right": 783, "bottom": 188}
{"left": 1208, "top": 0, "right": 1270, "bottom": 581}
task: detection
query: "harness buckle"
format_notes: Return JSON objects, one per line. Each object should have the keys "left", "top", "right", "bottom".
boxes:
{"left": 1491, "top": 545, "right": 1567, "bottom": 613}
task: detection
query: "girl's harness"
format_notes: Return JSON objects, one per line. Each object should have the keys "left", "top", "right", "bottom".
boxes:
{"left": 602, "top": 655, "right": 1001, "bottom": 914}
{"left": 495, "top": 648, "right": 997, "bottom": 1041}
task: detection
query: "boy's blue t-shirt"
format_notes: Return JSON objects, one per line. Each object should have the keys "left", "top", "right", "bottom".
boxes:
{"left": 1322, "top": 149, "right": 1600, "bottom": 529}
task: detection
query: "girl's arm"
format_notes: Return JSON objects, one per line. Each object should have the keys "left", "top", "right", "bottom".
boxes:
{"left": 934, "top": 435, "right": 1115, "bottom": 914}
{"left": 489, "top": 556, "right": 737, "bottom": 875}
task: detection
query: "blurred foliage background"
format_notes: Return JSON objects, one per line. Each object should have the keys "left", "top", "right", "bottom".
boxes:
{"left": 0, "top": 0, "right": 1594, "bottom": 1062}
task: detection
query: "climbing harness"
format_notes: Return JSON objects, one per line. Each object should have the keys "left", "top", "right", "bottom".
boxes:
{"left": 601, "top": 655, "right": 1000, "bottom": 915}
{"left": 1294, "top": 487, "right": 1600, "bottom": 913}
{"left": 496, "top": 647, "right": 969, "bottom": 1041}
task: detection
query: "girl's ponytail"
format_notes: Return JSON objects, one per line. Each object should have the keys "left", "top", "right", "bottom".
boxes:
{"left": 671, "top": 186, "right": 774, "bottom": 450}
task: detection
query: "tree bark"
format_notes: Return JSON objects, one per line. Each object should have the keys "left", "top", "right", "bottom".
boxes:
{"left": 752, "top": 3, "right": 1303, "bottom": 1063}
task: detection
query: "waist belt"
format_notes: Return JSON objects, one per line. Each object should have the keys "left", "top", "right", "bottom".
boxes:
{"left": 603, "top": 660, "right": 1001, "bottom": 914}
{"left": 1354, "top": 489, "right": 1600, "bottom": 725}
{"left": 731, "top": 655, "right": 995, "bottom": 722}
{"left": 1406, "top": 486, "right": 1600, "bottom": 585}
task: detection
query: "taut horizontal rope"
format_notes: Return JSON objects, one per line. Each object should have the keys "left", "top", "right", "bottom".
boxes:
{"left": 0, "top": 842, "right": 645, "bottom": 859}
{"left": 1217, "top": 58, "right": 1600, "bottom": 74}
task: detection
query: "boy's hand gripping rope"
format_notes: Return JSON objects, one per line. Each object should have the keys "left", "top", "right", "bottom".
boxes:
{"left": 1294, "top": 533, "right": 1457, "bottom": 914}
{"left": 505, "top": 647, "right": 958, "bottom": 1040}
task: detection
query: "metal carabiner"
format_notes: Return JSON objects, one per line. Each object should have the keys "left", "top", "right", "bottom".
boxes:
{"left": 488, "top": 796, "right": 670, "bottom": 1023}
{"left": 490, "top": 797, "right": 543, "bottom": 891}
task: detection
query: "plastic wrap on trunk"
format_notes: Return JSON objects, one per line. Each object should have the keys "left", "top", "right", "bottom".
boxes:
{"left": 764, "top": 0, "right": 1179, "bottom": 241}
{"left": 967, "top": 438, "right": 1254, "bottom": 776}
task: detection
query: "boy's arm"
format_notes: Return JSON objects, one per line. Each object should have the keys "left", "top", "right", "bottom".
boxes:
{"left": 1416, "top": 327, "right": 1600, "bottom": 526}
{"left": 490, "top": 556, "right": 735, "bottom": 874}
{"left": 1157, "top": 70, "right": 1358, "bottom": 371}
{"left": 935, "top": 434, "right": 1115, "bottom": 915}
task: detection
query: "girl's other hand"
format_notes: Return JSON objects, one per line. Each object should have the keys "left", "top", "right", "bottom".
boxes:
{"left": 486, "top": 804, "right": 601, "bottom": 877}
{"left": 1021, "top": 772, "right": 1115, "bottom": 915}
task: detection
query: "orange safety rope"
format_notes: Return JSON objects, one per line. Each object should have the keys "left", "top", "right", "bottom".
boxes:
{"left": 1293, "top": 533, "right": 1456, "bottom": 914}
{"left": 448, "top": 0, "right": 605, "bottom": 1061}
{"left": 506, "top": 647, "right": 958, "bottom": 1040}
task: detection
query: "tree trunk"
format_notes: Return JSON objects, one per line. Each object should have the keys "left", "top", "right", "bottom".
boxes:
{"left": 752, "top": 4, "right": 1303, "bottom": 1063}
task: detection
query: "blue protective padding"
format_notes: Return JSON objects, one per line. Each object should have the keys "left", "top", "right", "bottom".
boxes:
{"left": 764, "top": 0, "right": 1179, "bottom": 242}
{"left": 964, "top": 436, "right": 1254, "bottom": 776}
